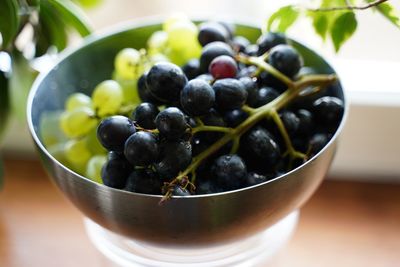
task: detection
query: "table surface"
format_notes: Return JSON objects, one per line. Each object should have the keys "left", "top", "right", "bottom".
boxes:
{"left": 0, "top": 158, "right": 399, "bottom": 267}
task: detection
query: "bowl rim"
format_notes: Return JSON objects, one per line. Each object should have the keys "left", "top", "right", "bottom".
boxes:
{"left": 27, "top": 16, "right": 349, "bottom": 199}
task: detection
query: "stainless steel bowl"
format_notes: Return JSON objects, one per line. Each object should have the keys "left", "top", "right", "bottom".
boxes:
{"left": 27, "top": 19, "right": 347, "bottom": 247}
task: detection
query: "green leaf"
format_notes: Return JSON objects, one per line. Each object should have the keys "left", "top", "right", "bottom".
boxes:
{"left": 373, "top": 2, "right": 400, "bottom": 28}
{"left": 39, "top": 1, "right": 68, "bottom": 51}
{"left": 0, "top": 0, "right": 20, "bottom": 49}
{"left": 331, "top": 11, "right": 357, "bottom": 52}
{"left": 0, "top": 52, "right": 11, "bottom": 140}
{"left": 9, "top": 53, "right": 38, "bottom": 121}
{"left": 312, "top": 13, "right": 329, "bottom": 41}
{"left": 73, "top": 0, "right": 103, "bottom": 9}
{"left": 46, "top": 0, "right": 93, "bottom": 37}
{"left": 267, "top": 5, "right": 300, "bottom": 32}
{"left": 27, "top": 0, "right": 40, "bottom": 7}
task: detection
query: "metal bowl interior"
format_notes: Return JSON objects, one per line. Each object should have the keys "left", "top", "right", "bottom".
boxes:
{"left": 27, "top": 19, "right": 346, "bottom": 247}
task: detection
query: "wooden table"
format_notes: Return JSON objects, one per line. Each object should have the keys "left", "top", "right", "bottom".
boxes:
{"left": 0, "top": 158, "right": 399, "bottom": 267}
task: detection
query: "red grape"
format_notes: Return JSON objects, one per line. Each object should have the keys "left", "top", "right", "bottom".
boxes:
{"left": 209, "top": 55, "right": 238, "bottom": 79}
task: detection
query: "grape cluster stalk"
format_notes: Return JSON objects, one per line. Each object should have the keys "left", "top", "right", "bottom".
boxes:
{"left": 162, "top": 52, "right": 337, "bottom": 202}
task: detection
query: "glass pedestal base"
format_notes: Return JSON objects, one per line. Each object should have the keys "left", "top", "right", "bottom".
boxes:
{"left": 84, "top": 210, "right": 299, "bottom": 267}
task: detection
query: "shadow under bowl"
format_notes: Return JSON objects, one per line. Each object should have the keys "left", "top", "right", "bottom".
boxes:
{"left": 27, "top": 18, "right": 346, "bottom": 247}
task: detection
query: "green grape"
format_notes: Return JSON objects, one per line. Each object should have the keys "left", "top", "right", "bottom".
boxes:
{"left": 92, "top": 80, "right": 123, "bottom": 117}
{"left": 149, "top": 53, "right": 170, "bottom": 64}
{"left": 164, "top": 20, "right": 202, "bottom": 66}
{"left": 85, "top": 127, "right": 107, "bottom": 155}
{"left": 40, "top": 110, "right": 67, "bottom": 147}
{"left": 47, "top": 143, "right": 68, "bottom": 166}
{"left": 112, "top": 72, "right": 140, "bottom": 104}
{"left": 167, "top": 20, "right": 199, "bottom": 51}
{"left": 66, "top": 92, "right": 92, "bottom": 111}
{"left": 182, "top": 40, "right": 202, "bottom": 61}
{"left": 147, "top": 31, "right": 168, "bottom": 55}
{"left": 64, "top": 139, "right": 92, "bottom": 173}
{"left": 162, "top": 13, "right": 190, "bottom": 32}
{"left": 166, "top": 41, "right": 201, "bottom": 66}
{"left": 60, "top": 107, "right": 98, "bottom": 138}
{"left": 120, "top": 79, "right": 140, "bottom": 104}
{"left": 86, "top": 155, "right": 107, "bottom": 184}
{"left": 114, "top": 48, "right": 141, "bottom": 80}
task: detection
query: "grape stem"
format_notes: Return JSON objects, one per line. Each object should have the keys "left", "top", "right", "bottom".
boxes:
{"left": 235, "top": 53, "right": 294, "bottom": 89}
{"left": 242, "top": 105, "right": 256, "bottom": 114}
{"left": 192, "top": 125, "right": 232, "bottom": 134}
{"left": 270, "top": 109, "right": 307, "bottom": 164}
{"left": 166, "top": 54, "right": 338, "bottom": 194}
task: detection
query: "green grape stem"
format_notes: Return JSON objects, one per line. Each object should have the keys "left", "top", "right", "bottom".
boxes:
{"left": 167, "top": 55, "right": 337, "bottom": 193}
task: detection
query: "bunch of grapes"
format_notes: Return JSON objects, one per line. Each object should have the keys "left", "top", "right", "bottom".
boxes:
{"left": 44, "top": 16, "right": 344, "bottom": 198}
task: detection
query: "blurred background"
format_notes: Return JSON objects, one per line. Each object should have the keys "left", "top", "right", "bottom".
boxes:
{"left": 2, "top": 0, "right": 400, "bottom": 180}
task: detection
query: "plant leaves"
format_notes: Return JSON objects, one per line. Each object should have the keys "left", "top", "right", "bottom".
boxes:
{"left": 267, "top": 5, "right": 300, "bottom": 32}
{"left": 0, "top": 0, "right": 20, "bottom": 49}
{"left": 39, "top": 1, "right": 68, "bottom": 51}
{"left": 46, "top": 0, "right": 93, "bottom": 37}
{"left": 312, "top": 13, "right": 329, "bottom": 41}
{"left": 372, "top": 1, "right": 400, "bottom": 28}
{"left": 73, "top": 0, "right": 103, "bottom": 9}
{"left": 0, "top": 52, "right": 11, "bottom": 140}
{"left": 27, "top": 0, "right": 40, "bottom": 7}
{"left": 9, "top": 52, "right": 38, "bottom": 121}
{"left": 331, "top": 11, "right": 357, "bottom": 52}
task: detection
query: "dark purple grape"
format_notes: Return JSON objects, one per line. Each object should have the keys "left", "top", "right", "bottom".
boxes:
{"left": 268, "top": 44, "right": 303, "bottom": 78}
{"left": 199, "top": 41, "right": 234, "bottom": 72}
{"left": 212, "top": 78, "right": 247, "bottom": 110}
{"left": 155, "top": 140, "right": 192, "bottom": 179}
{"left": 231, "top": 36, "right": 250, "bottom": 53}
{"left": 239, "top": 76, "right": 258, "bottom": 103}
{"left": 245, "top": 172, "right": 268, "bottom": 186}
{"left": 241, "top": 126, "right": 281, "bottom": 167}
{"left": 146, "top": 62, "right": 188, "bottom": 104}
{"left": 195, "top": 73, "right": 214, "bottom": 83}
{"left": 198, "top": 108, "right": 226, "bottom": 143}
{"left": 209, "top": 55, "right": 238, "bottom": 79}
{"left": 101, "top": 152, "right": 132, "bottom": 189}
{"left": 182, "top": 59, "right": 201, "bottom": 80}
{"left": 198, "top": 22, "right": 229, "bottom": 46}
{"left": 237, "top": 65, "right": 257, "bottom": 78}
{"left": 196, "top": 180, "right": 221, "bottom": 195}
{"left": 257, "top": 32, "right": 287, "bottom": 56}
{"left": 133, "top": 102, "right": 159, "bottom": 129}
{"left": 280, "top": 110, "right": 300, "bottom": 136}
{"left": 296, "top": 109, "right": 314, "bottom": 136}
{"left": 224, "top": 109, "right": 248, "bottom": 127}
{"left": 191, "top": 136, "right": 209, "bottom": 157}
{"left": 137, "top": 73, "right": 162, "bottom": 105}
{"left": 312, "top": 96, "right": 344, "bottom": 128}
{"left": 244, "top": 44, "right": 258, "bottom": 56}
{"left": 180, "top": 79, "right": 215, "bottom": 116}
{"left": 247, "top": 86, "right": 279, "bottom": 108}
{"left": 125, "top": 168, "right": 161, "bottom": 194}
{"left": 124, "top": 131, "right": 159, "bottom": 166}
{"left": 155, "top": 107, "right": 187, "bottom": 140}
{"left": 97, "top": 116, "right": 136, "bottom": 153}
{"left": 308, "top": 133, "right": 330, "bottom": 156}
{"left": 258, "top": 71, "right": 287, "bottom": 92}
{"left": 213, "top": 154, "right": 247, "bottom": 190}
{"left": 217, "top": 21, "right": 235, "bottom": 39}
